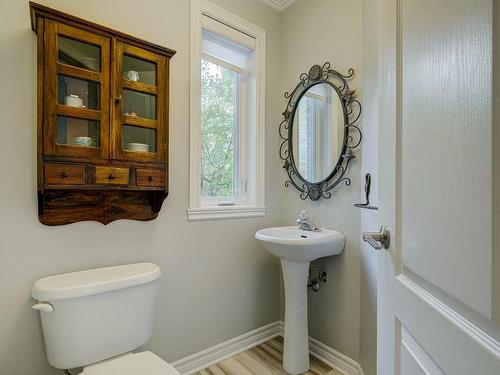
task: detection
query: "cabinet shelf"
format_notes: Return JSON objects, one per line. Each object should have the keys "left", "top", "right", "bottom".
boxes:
{"left": 123, "top": 79, "right": 157, "bottom": 95}
{"left": 43, "top": 185, "right": 166, "bottom": 192}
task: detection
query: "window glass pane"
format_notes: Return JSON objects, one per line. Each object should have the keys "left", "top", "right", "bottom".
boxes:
{"left": 123, "top": 89, "right": 156, "bottom": 120}
{"left": 201, "top": 59, "right": 238, "bottom": 199}
{"left": 57, "top": 117, "right": 99, "bottom": 148}
{"left": 123, "top": 125, "right": 156, "bottom": 153}
{"left": 123, "top": 55, "right": 156, "bottom": 86}
{"left": 58, "top": 36, "right": 100, "bottom": 72}
{"left": 58, "top": 75, "right": 100, "bottom": 110}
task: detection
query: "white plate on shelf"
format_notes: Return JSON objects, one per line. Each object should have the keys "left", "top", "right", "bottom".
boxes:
{"left": 126, "top": 142, "right": 150, "bottom": 152}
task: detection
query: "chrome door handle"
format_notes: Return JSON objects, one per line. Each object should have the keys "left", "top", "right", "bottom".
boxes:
{"left": 362, "top": 225, "right": 390, "bottom": 250}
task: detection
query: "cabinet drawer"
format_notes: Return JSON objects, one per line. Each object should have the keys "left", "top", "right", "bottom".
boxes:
{"left": 136, "top": 169, "right": 165, "bottom": 187}
{"left": 95, "top": 166, "right": 129, "bottom": 185}
{"left": 45, "top": 163, "right": 86, "bottom": 185}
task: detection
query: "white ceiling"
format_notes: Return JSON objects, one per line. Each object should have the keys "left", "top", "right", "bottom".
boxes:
{"left": 258, "top": 0, "right": 298, "bottom": 11}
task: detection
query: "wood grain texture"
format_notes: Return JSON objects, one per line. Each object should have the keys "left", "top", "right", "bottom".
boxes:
{"left": 57, "top": 63, "right": 100, "bottom": 82}
{"left": 123, "top": 79, "right": 157, "bottom": 94}
{"left": 193, "top": 337, "right": 342, "bottom": 375}
{"left": 111, "top": 40, "right": 166, "bottom": 163}
{"left": 56, "top": 104, "right": 101, "bottom": 121}
{"left": 136, "top": 169, "right": 165, "bottom": 187}
{"left": 36, "top": 16, "right": 45, "bottom": 191}
{"left": 44, "top": 163, "right": 85, "bottom": 185}
{"left": 34, "top": 4, "right": 172, "bottom": 225}
{"left": 43, "top": 19, "right": 111, "bottom": 160}
{"left": 123, "top": 115, "right": 157, "bottom": 129}
{"left": 39, "top": 190, "right": 166, "bottom": 225}
{"left": 95, "top": 166, "right": 129, "bottom": 185}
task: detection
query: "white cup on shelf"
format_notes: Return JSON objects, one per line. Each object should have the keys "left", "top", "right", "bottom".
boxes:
{"left": 127, "top": 70, "right": 140, "bottom": 82}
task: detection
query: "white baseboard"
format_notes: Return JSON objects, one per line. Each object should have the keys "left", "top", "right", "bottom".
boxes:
{"left": 171, "top": 321, "right": 283, "bottom": 375}
{"left": 172, "top": 320, "right": 364, "bottom": 375}
{"left": 309, "top": 336, "right": 365, "bottom": 375}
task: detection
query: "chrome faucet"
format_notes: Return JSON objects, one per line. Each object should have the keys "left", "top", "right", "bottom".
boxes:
{"left": 297, "top": 210, "right": 320, "bottom": 232}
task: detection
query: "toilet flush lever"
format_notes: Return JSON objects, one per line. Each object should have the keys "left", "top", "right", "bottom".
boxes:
{"left": 32, "top": 303, "right": 54, "bottom": 313}
{"left": 362, "top": 226, "right": 390, "bottom": 250}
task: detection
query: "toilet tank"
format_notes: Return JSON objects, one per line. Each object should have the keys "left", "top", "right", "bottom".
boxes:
{"left": 32, "top": 263, "right": 161, "bottom": 370}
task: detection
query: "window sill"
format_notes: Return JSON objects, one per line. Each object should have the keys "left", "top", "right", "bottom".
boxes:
{"left": 187, "top": 205, "right": 266, "bottom": 222}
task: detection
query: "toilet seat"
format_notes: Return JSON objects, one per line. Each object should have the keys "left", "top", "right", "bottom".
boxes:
{"left": 81, "top": 351, "right": 179, "bottom": 375}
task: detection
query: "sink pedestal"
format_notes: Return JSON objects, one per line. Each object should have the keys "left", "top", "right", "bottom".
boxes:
{"left": 281, "top": 259, "right": 310, "bottom": 374}
{"left": 255, "top": 226, "right": 345, "bottom": 374}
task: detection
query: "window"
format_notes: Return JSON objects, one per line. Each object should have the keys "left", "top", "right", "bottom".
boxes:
{"left": 200, "top": 30, "right": 251, "bottom": 205}
{"left": 189, "top": 0, "right": 266, "bottom": 221}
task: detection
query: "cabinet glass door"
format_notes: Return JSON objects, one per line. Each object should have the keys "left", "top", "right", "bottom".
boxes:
{"left": 112, "top": 42, "right": 166, "bottom": 162}
{"left": 44, "top": 20, "right": 110, "bottom": 160}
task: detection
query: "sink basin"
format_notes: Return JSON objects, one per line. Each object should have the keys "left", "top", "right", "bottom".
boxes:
{"left": 255, "top": 226, "right": 345, "bottom": 262}
{"left": 255, "top": 226, "right": 345, "bottom": 374}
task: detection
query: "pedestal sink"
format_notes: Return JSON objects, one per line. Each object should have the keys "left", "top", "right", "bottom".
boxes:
{"left": 255, "top": 226, "right": 345, "bottom": 374}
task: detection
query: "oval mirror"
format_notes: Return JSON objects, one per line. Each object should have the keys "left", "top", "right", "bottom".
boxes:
{"left": 291, "top": 82, "right": 345, "bottom": 183}
{"left": 279, "top": 63, "right": 362, "bottom": 201}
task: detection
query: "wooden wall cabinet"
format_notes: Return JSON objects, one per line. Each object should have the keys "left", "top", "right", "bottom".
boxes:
{"left": 30, "top": 2, "right": 176, "bottom": 225}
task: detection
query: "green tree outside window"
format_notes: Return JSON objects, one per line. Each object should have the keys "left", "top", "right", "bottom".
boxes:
{"left": 201, "top": 59, "right": 238, "bottom": 198}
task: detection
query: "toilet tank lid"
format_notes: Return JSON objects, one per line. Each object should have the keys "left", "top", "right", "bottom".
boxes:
{"left": 32, "top": 263, "right": 161, "bottom": 302}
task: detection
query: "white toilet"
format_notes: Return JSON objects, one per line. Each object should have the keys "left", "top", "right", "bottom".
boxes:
{"left": 32, "top": 263, "right": 179, "bottom": 375}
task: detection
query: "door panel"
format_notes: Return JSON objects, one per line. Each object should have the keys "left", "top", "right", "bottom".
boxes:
{"left": 394, "top": 276, "right": 499, "bottom": 374}
{"left": 400, "top": 346, "right": 426, "bottom": 375}
{"left": 377, "top": 0, "right": 500, "bottom": 373}
{"left": 400, "top": 326, "right": 444, "bottom": 375}
{"left": 400, "top": 0, "right": 492, "bottom": 318}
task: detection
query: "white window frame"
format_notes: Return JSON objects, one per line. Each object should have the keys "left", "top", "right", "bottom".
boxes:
{"left": 188, "top": 0, "right": 266, "bottom": 221}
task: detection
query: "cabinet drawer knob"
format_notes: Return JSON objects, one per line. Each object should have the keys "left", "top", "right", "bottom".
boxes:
{"left": 61, "top": 171, "right": 69, "bottom": 178}
{"left": 148, "top": 176, "right": 154, "bottom": 182}
{"left": 114, "top": 96, "right": 122, "bottom": 104}
{"left": 108, "top": 173, "right": 116, "bottom": 180}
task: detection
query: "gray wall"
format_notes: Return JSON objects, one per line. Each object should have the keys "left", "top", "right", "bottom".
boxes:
{"left": 0, "top": 1, "right": 283, "bottom": 374}
{"left": 279, "top": 0, "right": 364, "bottom": 362}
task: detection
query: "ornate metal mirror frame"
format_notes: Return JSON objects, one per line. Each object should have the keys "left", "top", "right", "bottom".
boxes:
{"left": 279, "top": 62, "right": 362, "bottom": 201}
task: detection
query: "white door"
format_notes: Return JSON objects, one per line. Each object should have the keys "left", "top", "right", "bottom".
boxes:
{"left": 374, "top": 0, "right": 500, "bottom": 374}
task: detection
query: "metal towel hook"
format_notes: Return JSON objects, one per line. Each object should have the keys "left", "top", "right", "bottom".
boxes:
{"left": 354, "top": 173, "right": 378, "bottom": 210}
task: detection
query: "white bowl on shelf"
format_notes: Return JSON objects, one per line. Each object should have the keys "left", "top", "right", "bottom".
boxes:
{"left": 126, "top": 142, "right": 150, "bottom": 152}
{"left": 64, "top": 95, "right": 83, "bottom": 108}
